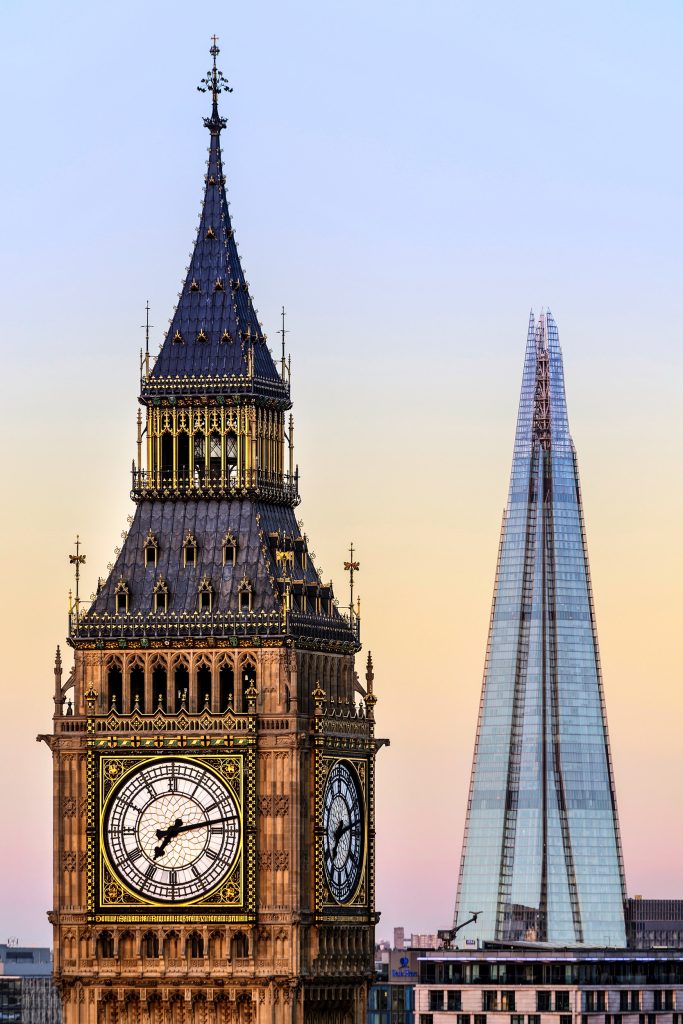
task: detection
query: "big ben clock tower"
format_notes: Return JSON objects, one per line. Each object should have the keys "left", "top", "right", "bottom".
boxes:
{"left": 40, "top": 41, "right": 383, "bottom": 1024}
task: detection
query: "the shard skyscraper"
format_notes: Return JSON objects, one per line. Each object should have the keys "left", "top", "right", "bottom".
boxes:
{"left": 455, "top": 311, "right": 626, "bottom": 947}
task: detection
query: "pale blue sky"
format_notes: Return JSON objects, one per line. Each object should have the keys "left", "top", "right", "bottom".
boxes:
{"left": 1, "top": 1, "right": 681, "bottom": 943}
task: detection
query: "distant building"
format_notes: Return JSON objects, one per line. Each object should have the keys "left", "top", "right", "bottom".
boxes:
{"left": 455, "top": 312, "right": 626, "bottom": 946}
{"left": 0, "top": 946, "right": 59, "bottom": 1024}
{"left": 626, "top": 898, "right": 683, "bottom": 949}
{"left": 415, "top": 946, "right": 683, "bottom": 1023}
{"left": 369, "top": 949, "right": 419, "bottom": 1024}
{"left": 395, "top": 928, "right": 406, "bottom": 952}
{"left": 0, "top": 945, "right": 51, "bottom": 976}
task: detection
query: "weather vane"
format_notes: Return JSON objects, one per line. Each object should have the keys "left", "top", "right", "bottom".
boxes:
{"left": 279, "top": 306, "right": 288, "bottom": 379}
{"left": 140, "top": 300, "right": 153, "bottom": 377}
{"left": 343, "top": 543, "right": 360, "bottom": 624}
{"left": 198, "top": 36, "right": 233, "bottom": 132}
{"left": 69, "top": 535, "right": 86, "bottom": 618}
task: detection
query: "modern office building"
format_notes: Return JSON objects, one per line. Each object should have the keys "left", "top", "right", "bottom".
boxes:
{"left": 626, "top": 900, "right": 683, "bottom": 950}
{"left": 455, "top": 311, "right": 626, "bottom": 947}
{"left": 415, "top": 947, "right": 683, "bottom": 1024}
{"left": 0, "top": 945, "right": 60, "bottom": 1024}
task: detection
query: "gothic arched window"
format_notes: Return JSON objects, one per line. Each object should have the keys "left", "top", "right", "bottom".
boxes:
{"left": 238, "top": 576, "right": 253, "bottom": 613}
{"left": 197, "top": 663, "right": 212, "bottom": 708}
{"left": 186, "top": 932, "right": 204, "bottom": 958}
{"left": 198, "top": 576, "right": 214, "bottom": 613}
{"left": 177, "top": 432, "right": 190, "bottom": 483}
{"left": 161, "top": 433, "right": 173, "bottom": 484}
{"left": 231, "top": 932, "right": 248, "bottom": 960}
{"left": 222, "top": 531, "right": 237, "bottom": 567}
{"left": 153, "top": 577, "right": 169, "bottom": 613}
{"left": 130, "top": 663, "right": 145, "bottom": 712}
{"left": 141, "top": 932, "right": 159, "bottom": 959}
{"left": 183, "top": 531, "right": 198, "bottom": 567}
{"left": 219, "top": 662, "right": 234, "bottom": 711}
{"left": 114, "top": 578, "right": 129, "bottom": 615}
{"left": 96, "top": 931, "right": 114, "bottom": 959}
{"left": 209, "top": 432, "right": 221, "bottom": 482}
{"left": 225, "top": 432, "right": 238, "bottom": 485}
{"left": 193, "top": 435, "right": 205, "bottom": 486}
{"left": 144, "top": 531, "right": 158, "bottom": 567}
{"left": 152, "top": 664, "right": 167, "bottom": 711}
{"left": 107, "top": 665, "right": 123, "bottom": 712}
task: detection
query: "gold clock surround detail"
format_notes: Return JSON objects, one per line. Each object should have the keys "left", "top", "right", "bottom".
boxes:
{"left": 88, "top": 746, "right": 256, "bottom": 922}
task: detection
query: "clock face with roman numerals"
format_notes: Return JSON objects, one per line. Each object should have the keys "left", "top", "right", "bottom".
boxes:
{"left": 322, "top": 761, "right": 364, "bottom": 903}
{"left": 103, "top": 758, "right": 240, "bottom": 904}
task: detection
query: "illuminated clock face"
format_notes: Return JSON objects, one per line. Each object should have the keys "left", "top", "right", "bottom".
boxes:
{"left": 322, "top": 761, "right": 364, "bottom": 903}
{"left": 103, "top": 758, "right": 240, "bottom": 903}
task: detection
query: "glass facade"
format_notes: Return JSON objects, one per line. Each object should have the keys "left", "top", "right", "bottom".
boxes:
{"left": 369, "top": 983, "right": 415, "bottom": 1024}
{"left": 455, "top": 311, "right": 626, "bottom": 946}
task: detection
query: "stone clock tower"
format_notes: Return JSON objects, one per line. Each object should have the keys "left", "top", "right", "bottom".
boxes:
{"left": 40, "top": 42, "right": 383, "bottom": 1024}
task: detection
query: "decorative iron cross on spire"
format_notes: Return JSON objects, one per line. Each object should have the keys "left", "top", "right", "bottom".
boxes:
{"left": 197, "top": 35, "right": 232, "bottom": 132}
{"left": 343, "top": 543, "right": 360, "bottom": 623}
{"left": 69, "top": 535, "right": 86, "bottom": 617}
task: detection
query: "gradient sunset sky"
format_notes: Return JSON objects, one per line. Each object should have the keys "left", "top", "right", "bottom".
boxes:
{"left": 1, "top": 0, "right": 681, "bottom": 943}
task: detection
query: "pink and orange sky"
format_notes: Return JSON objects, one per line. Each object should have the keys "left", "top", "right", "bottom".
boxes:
{"left": 0, "top": 1, "right": 681, "bottom": 944}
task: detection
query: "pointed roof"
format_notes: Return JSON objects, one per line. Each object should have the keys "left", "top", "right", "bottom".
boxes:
{"left": 142, "top": 44, "right": 289, "bottom": 405}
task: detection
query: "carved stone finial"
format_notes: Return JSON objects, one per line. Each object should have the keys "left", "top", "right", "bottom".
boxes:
{"left": 312, "top": 681, "right": 326, "bottom": 715}
{"left": 53, "top": 646, "right": 65, "bottom": 715}
{"left": 365, "top": 651, "right": 377, "bottom": 717}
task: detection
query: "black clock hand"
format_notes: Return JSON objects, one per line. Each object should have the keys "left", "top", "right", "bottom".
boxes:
{"left": 331, "top": 819, "right": 352, "bottom": 862}
{"left": 153, "top": 818, "right": 183, "bottom": 859}
{"left": 153, "top": 815, "right": 237, "bottom": 860}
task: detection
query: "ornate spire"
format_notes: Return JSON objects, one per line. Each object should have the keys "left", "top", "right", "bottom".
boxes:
{"left": 143, "top": 39, "right": 288, "bottom": 402}
{"left": 197, "top": 36, "right": 232, "bottom": 135}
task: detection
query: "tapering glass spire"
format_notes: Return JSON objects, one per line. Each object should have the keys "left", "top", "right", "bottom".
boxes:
{"left": 454, "top": 311, "right": 626, "bottom": 947}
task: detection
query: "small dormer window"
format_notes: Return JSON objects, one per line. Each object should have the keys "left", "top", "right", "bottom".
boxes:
{"left": 183, "top": 532, "right": 197, "bottom": 567}
{"left": 153, "top": 578, "right": 169, "bottom": 613}
{"left": 198, "top": 576, "right": 213, "bottom": 613}
{"left": 173, "top": 330, "right": 184, "bottom": 344}
{"left": 196, "top": 329, "right": 207, "bottom": 343}
{"left": 206, "top": 226, "right": 216, "bottom": 239}
{"left": 208, "top": 175, "right": 216, "bottom": 186}
{"left": 222, "top": 532, "right": 237, "bottom": 567}
{"left": 238, "top": 576, "right": 253, "bottom": 613}
{"left": 144, "top": 531, "right": 158, "bottom": 567}
{"left": 190, "top": 279, "right": 199, "bottom": 292}
{"left": 214, "top": 278, "right": 224, "bottom": 292}
{"left": 114, "top": 579, "right": 129, "bottom": 615}
{"left": 221, "top": 329, "right": 231, "bottom": 343}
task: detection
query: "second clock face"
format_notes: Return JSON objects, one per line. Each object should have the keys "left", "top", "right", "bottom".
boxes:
{"left": 322, "top": 760, "right": 364, "bottom": 903}
{"left": 103, "top": 758, "right": 240, "bottom": 904}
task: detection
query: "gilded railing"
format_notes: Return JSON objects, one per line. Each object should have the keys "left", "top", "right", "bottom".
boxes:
{"left": 68, "top": 607, "right": 360, "bottom": 647}
{"left": 140, "top": 371, "right": 290, "bottom": 403}
{"left": 131, "top": 467, "right": 299, "bottom": 506}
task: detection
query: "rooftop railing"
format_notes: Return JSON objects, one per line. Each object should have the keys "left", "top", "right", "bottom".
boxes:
{"left": 131, "top": 467, "right": 300, "bottom": 506}
{"left": 140, "top": 371, "right": 291, "bottom": 404}
{"left": 68, "top": 607, "right": 360, "bottom": 648}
